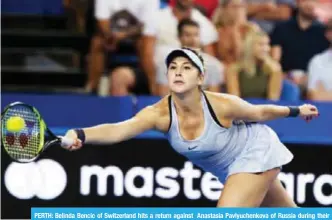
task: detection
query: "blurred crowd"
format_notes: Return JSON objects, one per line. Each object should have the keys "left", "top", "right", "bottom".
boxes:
{"left": 66, "top": 0, "right": 332, "bottom": 101}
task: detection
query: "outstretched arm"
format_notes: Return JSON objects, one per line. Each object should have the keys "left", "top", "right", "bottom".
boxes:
{"left": 63, "top": 106, "right": 159, "bottom": 150}
{"left": 222, "top": 94, "right": 319, "bottom": 122}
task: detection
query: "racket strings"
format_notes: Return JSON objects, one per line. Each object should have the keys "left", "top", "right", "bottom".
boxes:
{"left": 2, "top": 106, "right": 41, "bottom": 161}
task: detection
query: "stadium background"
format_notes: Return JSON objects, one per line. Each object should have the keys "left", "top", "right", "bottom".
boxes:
{"left": 1, "top": 0, "right": 332, "bottom": 219}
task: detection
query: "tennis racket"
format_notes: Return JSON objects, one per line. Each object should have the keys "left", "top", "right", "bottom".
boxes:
{"left": 1, "top": 102, "right": 74, "bottom": 163}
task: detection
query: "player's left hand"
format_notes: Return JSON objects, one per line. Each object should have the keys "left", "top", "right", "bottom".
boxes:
{"left": 299, "top": 104, "right": 319, "bottom": 122}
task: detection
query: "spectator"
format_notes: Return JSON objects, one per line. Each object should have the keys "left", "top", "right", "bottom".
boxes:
{"left": 156, "top": 19, "right": 224, "bottom": 96}
{"left": 270, "top": 0, "right": 329, "bottom": 87}
{"left": 246, "top": 0, "right": 296, "bottom": 34}
{"left": 315, "top": 0, "right": 332, "bottom": 24}
{"left": 213, "top": 0, "right": 260, "bottom": 66}
{"left": 307, "top": 19, "right": 332, "bottom": 101}
{"left": 85, "top": 0, "right": 159, "bottom": 95}
{"left": 226, "top": 31, "right": 283, "bottom": 100}
{"left": 156, "top": 0, "right": 219, "bottom": 57}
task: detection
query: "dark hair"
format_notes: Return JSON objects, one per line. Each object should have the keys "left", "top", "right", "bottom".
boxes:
{"left": 177, "top": 19, "right": 199, "bottom": 37}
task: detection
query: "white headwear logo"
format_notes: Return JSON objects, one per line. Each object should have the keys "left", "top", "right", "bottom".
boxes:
{"left": 4, "top": 159, "right": 67, "bottom": 200}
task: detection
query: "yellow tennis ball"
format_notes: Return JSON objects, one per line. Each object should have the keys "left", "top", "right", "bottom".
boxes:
{"left": 6, "top": 116, "right": 26, "bottom": 132}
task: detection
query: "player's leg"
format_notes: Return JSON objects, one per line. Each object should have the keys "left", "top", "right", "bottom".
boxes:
{"left": 217, "top": 168, "right": 280, "bottom": 207}
{"left": 260, "top": 178, "right": 298, "bottom": 207}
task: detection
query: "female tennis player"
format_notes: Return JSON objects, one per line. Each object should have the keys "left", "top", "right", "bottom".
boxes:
{"left": 63, "top": 47, "right": 319, "bottom": 207}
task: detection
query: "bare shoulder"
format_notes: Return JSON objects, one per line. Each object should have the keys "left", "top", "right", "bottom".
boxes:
{"left": 145, "top": 95, "right": 171, "bottom": 133}
{"left": 203, "top": 91, "right": 243, "bottom": 126}
{"left": 204, "top": 91, "right": 259, "bottom": 119}
{"left": 204, "top": 91, "right": 253, "bottom": 112}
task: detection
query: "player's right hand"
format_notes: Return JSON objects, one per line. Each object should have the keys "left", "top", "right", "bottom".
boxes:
{"left": 62, "top": 130, "right": 83, "bottom": 151}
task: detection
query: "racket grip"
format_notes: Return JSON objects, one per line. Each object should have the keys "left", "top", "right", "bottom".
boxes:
{"left": 60, "top": 136, "right": 75, "bottom": 148}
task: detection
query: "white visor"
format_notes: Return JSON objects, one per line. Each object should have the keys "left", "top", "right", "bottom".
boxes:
{"left": 165, "top": 48, "right": 205, "bottom": 75}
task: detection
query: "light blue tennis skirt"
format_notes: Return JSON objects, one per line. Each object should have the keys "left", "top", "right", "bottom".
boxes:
{"left": 215, "top": 125, "right": 294, "bottom": 183}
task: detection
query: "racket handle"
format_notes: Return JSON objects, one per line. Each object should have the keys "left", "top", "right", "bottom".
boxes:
{"left": 60, "top": 136, "right": 75, "bottom": 148}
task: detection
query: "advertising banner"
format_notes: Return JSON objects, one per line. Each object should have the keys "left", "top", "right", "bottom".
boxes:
{"left": 2, "top": 139, "right": 332, "bottom": 219}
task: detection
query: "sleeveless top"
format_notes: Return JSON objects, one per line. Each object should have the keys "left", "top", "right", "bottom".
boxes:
{"left": 166, "top": 92, "right": 266, "bottom": 179}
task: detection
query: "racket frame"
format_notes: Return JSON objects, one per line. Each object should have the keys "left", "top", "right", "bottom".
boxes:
{"left": 1, "top": 102, "right": 63, "bottom": 163}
